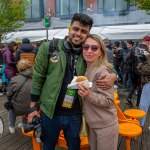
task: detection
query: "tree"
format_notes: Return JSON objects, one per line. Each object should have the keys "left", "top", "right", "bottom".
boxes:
{"left": 0, "top": 0, "right": 28, "bottom": 42}
{"left": 126, "top": 0, "right": 150, "bottom": 14}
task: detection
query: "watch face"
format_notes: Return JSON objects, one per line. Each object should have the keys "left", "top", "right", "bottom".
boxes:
{"left": 0, "top": 117, "right": 4, "bottom": 138}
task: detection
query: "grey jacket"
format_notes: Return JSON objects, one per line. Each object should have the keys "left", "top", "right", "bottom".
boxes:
{"left": 7, "top": 68, "right": 33, "bottom": 115}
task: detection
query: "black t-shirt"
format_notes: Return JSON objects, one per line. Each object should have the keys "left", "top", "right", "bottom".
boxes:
{"left": 54, "top": 48, "right": 81, "bottom": 116}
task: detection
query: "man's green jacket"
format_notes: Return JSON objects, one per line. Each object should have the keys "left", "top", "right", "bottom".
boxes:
{"left": 31, "top": 39, "right": 85, "bottom": 118}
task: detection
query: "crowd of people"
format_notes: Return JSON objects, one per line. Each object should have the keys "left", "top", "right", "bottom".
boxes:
{"left": 0, "top": 13, "right": 150, "bottom": 150}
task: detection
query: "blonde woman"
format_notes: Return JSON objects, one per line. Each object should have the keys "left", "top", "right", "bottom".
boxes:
{"left": 78, "top": 34, "right": 118, "bottom": 150}
{"left": 7, "top": 59, "right": 33, "bottom": 133}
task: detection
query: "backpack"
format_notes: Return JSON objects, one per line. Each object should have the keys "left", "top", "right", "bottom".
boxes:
{"left": 4, "top": 77, "right": 28, "bottom": 115}
{"left": 20, "top": 53, "right": 35, "bottom": 67}
{"left": 48, "top": 38, "right": 59, "bottom": 59}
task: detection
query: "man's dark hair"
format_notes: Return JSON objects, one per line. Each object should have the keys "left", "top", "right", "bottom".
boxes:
{"left": 114, "top": 41, "right": 120, "bottom": 47}
{"left": 71, "top": 13, "right": 93, "bottom": 29}
{"left": 127, "top": 40, "right": 134, "bottom": 46}
{"left": 22, "top": 38, "right": 30, "bottom": 44}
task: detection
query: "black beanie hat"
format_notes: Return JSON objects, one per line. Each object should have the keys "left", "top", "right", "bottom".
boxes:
{"left": 22, "top": 38, "right": 30, "bottom": 44}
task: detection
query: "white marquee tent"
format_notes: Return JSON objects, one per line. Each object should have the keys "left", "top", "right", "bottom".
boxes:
{"left": 2, "top": 24, "right": 150, "bottom": 43}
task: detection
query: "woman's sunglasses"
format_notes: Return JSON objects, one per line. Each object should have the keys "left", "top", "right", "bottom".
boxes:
{"left": 82, "top": 44, "right": 99, "bottom": 52}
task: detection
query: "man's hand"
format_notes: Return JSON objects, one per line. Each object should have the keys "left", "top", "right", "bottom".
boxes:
{"left": 96, "top": 73, "right": 117, "bottom": 90}
{"left": 28, "top": 110, "right": 40, "bottom": 123}
{"left": 28, "top": 102, "right": 40, "bottom": 123}
{"left": 78, "top": 84, "right": 90, "bottom": 98}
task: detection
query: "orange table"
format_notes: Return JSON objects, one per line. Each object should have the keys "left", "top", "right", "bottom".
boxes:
{"left": 124, "top": 109, "right": 146, "bottom": 119}
{"left": 119, "top": 123, "right": 142, "bottom": 150}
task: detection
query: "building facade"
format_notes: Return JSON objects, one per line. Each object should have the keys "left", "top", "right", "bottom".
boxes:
{"left": 22, "top": 0, "right": 150, "bottom": 30}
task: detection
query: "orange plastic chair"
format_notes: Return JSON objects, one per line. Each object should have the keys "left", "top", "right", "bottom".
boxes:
{"left": 20, "top": 53, "right": 35, "bottom": 66}
{"left": 114, "top": 103, "right": 142, "bottom": 150}
{"left": 114, "top": 102, "right": 140, "bottom": 125}
{"left": 22, "top": 129, "right": 89, "bottom": 150}
{"left": 114, "top": 92, "right": 120, "bottom": 105}
{"left": 115, "top": 99, "right": 120, "bottom": 105}
{"left": 114, "top": 91, "right": 119, "bottom": 100}
{"left": 22, "top": 129, "right": 42, "bottom": 150}
{"left": 57, "top": 130, "right": 89, "bottom": 150}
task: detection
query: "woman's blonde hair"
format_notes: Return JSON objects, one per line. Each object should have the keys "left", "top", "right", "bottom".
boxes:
{"left": 86, "top": 34, "right": 113, "bottom": 68}
{"left": 17, "top": 59, "right": 33, "bottom": 72}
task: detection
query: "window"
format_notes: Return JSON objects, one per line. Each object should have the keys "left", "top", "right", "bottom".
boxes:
{"left": 60, "top": 0, "right": 79, "bottom": 15}
{"left": 56, "top": 0, "right": 81, "bottom": 19}
{"left": 104, "top": 0, "right": 115, "bottom": 12}
{"left": 116, "top": 0, "right": 127, "bottom": 11}
{"left": 98, "top": 0, "right": 128, "bottom": 15}
{"left": 26, "top": 0, "right": 45, "bottom": 21}
{"left": 82, "top": 0, "right": 87, "bottom": 14}
{"left": 129, "top": 1, "right": 137, "bottom": 11}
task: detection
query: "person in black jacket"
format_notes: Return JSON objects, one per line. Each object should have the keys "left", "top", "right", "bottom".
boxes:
{"left": 14, "top": 38, "right": 36, "bottom": 64}
{"left": 113, "top": 41, "right": 123, "bottom": 82}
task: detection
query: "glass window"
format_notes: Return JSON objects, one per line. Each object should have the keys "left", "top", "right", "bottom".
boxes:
{"left": 26, "top": 0, "right": 44, "bottom": 20}
{"left": 98, "top": 0, "right": 103, "bottom": 9}
{"left": 102, "top": 0, "right": 128, "bottom": 12}
{"left": 98, "top": 0, "right": 103, "bottom": 13}
{"left": 60, "top": 0, "right": 69, "bottom": 15}
{"left": 129, "top": 1, "right": 137, "bottom": 11}
{"left": 116, "top": 0, "right": 127, "bottom": 11}
{"left": 82, "top": 0, "right": 87, "bottom": 14}
{"left": 104, "top": 0, "right": 115, "bottom": 11}
{"left": 70, "top": 0, "right": 79, "bottom": 15}
{"left": 56, "top": 0, "right": 80, "bottom": 18}
{"left": 32, "top": 0, "right": 40, "bottom": 18}
{"left": 60, "top": 0, "right": 79, "bottom": 15}
{"left": 43, "top": 0, "right": 46, "bottom": 15}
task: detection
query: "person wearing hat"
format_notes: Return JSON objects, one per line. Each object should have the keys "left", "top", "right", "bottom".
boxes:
{"left": 142, "top": 36, "right": 150, "bottom": 47}
{"left": 14, "top": 38, "right": 37, "bottom": 64}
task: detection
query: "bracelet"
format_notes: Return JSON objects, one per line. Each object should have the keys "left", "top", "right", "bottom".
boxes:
{"left": 28, "top": 106, "right": 37, "bottom": 114}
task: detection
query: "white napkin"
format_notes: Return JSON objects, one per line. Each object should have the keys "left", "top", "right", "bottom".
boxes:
{"left": 67, "top": 76, "right": 93, "bottom": 89}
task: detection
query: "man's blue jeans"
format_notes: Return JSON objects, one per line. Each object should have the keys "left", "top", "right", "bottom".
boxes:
{"left": 41, "top": 112, "right": 82, "bottom": 150}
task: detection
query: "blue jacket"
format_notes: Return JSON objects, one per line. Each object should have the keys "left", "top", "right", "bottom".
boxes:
{"left": 0, "top": 64, "right": 9, "bottom": 83}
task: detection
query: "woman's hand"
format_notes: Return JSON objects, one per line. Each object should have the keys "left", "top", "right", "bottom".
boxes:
{"left": 78, "top": 84, "right": 90, "bottom": 98}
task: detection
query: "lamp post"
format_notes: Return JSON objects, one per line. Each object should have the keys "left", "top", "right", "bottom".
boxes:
{"left": 43, "top": 9, "right": 52, "bottom": 41}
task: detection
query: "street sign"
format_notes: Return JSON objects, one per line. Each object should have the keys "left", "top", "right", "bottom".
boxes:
{"left": 44, "top": 17, "right": 51, "bottom": 27}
